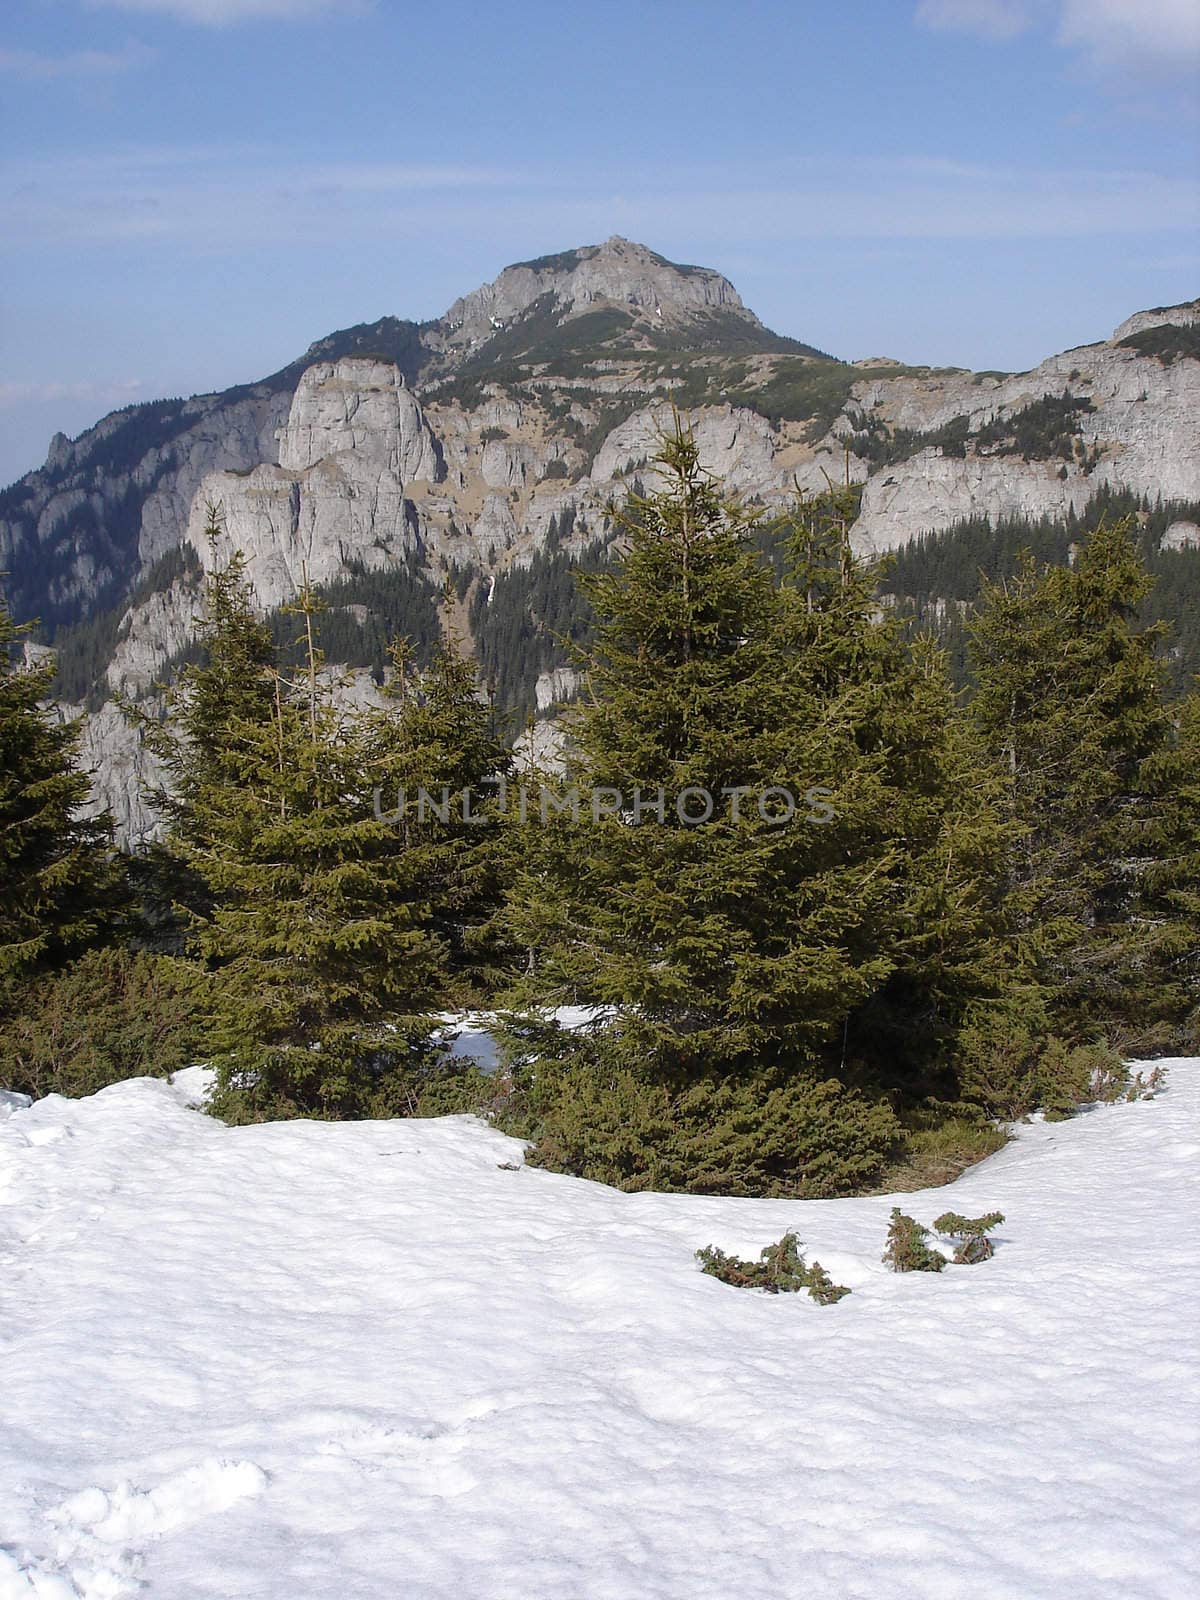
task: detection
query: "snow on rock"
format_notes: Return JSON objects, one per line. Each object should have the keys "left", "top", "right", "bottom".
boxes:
{"left": 0, "top": 1063, "right": 1197, "bottom": 1599}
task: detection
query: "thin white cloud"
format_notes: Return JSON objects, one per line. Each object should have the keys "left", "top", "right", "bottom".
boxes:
{"left": 2, "top": 148, "right": 1194, "bottom": 253}
{"left": 0, "top": 42, "right": 154, "bottom": 79}
{"left": 87, "top": 0, "right": 363, "bottom": 22}
{"left": 914, "top": 0, "right": 1200, "bottom": 75}
{"left": 1058, "top": 0, "right": 1200, "bottom": 71}
{"left": 914, "top": 1, "right": 1037, "bottom": 41}
{"left": 297, "top": 162, "right": 529, "bottom": 194}
{"left": 1135, "top": 252, "right": 1200, "bottom": 271}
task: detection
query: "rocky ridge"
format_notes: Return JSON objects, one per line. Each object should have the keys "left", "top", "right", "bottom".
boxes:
{"left": 1, "top": 241, "right": 1196, "bottom": 842}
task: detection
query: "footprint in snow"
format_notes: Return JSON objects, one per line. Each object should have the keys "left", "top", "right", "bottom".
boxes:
{"left": 8, "top": 1458, "right": 270, "bottom": 1600}
{"left": 54, "top": 1458, "right": 267, "bottom": 1544}
{"left": 316, "top": 1420, "right": 478, "bottom": 1498}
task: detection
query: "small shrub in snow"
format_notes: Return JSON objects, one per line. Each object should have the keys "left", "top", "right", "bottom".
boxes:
{"left": 932, "top": 1211, "right": 1005, "bottom": 1264}
{"left": 797, "top": 1259, "right": 851, "bottom": 1306}
{"left": 1037, "top": 1039, "right": 1128, "bottom": 1121}
{"left": 882, "top": 1208, "right": 946, "bottom": 1273}
{"left": 1126, "top": 1066, "right": 1166, "bottom": 1102}
{"left": 696, "top": 1231, "right": 850, "bottom": 1304}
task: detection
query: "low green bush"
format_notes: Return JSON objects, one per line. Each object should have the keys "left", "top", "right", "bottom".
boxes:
{"left": 954, "top": 999, "right": 1132, "bottom": 1120}
{"left": 932, "top": 1210, "right": 1005, "bottom": 1263}
{"left": 493, "top": 1026, "right": 900, "bottom": 1198}
{"left": 0, "top": 947, "right": 214, "bottom": 1099}
{"left": 696, "top": 1231, "right": 849, "bottom": 1304}
{"left": 883, "top": 1208, "right": 946, "bottom": 1273}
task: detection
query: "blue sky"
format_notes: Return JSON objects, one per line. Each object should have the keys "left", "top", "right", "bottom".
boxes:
{"left": 2, "top": 0, "right": 1197, "bottom": 485}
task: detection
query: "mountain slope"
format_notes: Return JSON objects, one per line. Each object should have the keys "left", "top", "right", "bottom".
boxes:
{"left": 1, "top": 243, "right": 1197, "bottom": 841}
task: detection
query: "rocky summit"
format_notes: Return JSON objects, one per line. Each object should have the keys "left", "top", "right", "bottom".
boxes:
{"left": 0, "top": 238, "right": 1197, "bottom": 840}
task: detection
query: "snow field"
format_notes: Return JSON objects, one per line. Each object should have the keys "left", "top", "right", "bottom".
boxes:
{"left": 1, "top": 1060, "right": 1197, "bottom": 1599}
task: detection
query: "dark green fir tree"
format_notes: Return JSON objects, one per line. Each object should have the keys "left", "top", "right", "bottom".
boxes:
{"left": 769, "top": 483, "right": 1010, "bottom": 1090}
{"left": 1135, "top": 687, "right": 1200, "bottom": 1047}
{"left": 497, "top": 426, "right": 1005, "bottom": 1195}
{"left": 149, "top": 558, "right": 446, "bottom": 1119}
{"left": 367, "top": 640, "right": 514, "bottom": 995}
{"left": 967, "top": 516, "right": 1186, "bottom": 1042}
{"left": 0, "top": 594, "right": 120, "bottom": 992}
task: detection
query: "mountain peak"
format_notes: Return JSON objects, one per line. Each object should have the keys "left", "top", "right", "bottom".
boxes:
{"left": 438, "top": 236, "right": 760, "bottom": 355}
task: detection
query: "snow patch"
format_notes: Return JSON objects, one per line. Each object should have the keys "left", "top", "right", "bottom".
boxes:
{"left": 0, "top": 1058, "right": 1197, "bottom": 1598}
{"left": 166, "top": 1066, "right": 214, "bottom": 1108}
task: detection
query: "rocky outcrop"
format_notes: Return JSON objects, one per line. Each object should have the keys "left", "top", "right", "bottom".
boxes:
{"left": 1162, "top": 519, "right": 1200, "bottom": 551}
{"left": 1113, "top": 300, "right": 1199, "bottom": 342}
{"left": 852, "top": 452, "right": 1095, "bottom": 557}
{"left": 0, "top": 387, "right": 291, "bottom": 628}
{"left": 104, "top": 578, "right": 201, "bottom": 698}
{"left": 481, "top": 438, "right": 539, "bottom": 490}
{"left": 277, "top": 359, "right": 441, "bottom": 482}
{"left": 590, "top": 402, "right": 785, "bottom": 497}
{"left": 440, "top": 235, "right": 760, "bottom": 354}
{"left": 136, "top": 390, "right": 295, "bottom": 569}
{"left": 185, "top": 359, "right": 443, "bottom": 610}
{"left": 840, "top": 307, "right": 1200, "bottom": 552}
{"left": 70, "top": 700, "right": 165, "bottom": 844}
{"left": 190, "top": 458, "right": 416, "bottom": 609}
{"left": 535, "top": 666, "right": 581, "bottom": 713}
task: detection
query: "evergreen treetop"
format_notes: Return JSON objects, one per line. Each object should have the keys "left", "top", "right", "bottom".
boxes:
{"left": 0, "top": 594, "right": 120, "bottom": 988}
{"left": 967, "top": 516, "right": 1189, "bottom": 1037}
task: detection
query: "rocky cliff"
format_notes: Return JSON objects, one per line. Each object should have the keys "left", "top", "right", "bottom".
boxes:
{"left": 2, "top": 240, "right": 1196, "bottom": 842}
{"left": 437, "top": 235, "right": 762, "bottom": 355}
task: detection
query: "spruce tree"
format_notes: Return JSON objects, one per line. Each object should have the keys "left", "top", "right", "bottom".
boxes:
{"left": 132, "top": 516, "right": 281, "bottom": 950}
{"left": 153, "top": 565, "right": 445, "bottom": 1117}
{"left": 149, "top": 546, "right": 511, "bottom": 1119}
{"left": 0, "top": 596, "right": 120, "bottom": 991}
{"left": 1135, "top": 688, "right": 1200, "bottom": 1045}
{"left": 769, "top": 484, "right": 1010, "bottom": 1089}
{"left": 148, "top": 529, "right": 279, "bottom": 852}
{"left": 498, "top": 426, "right": 1005, "bottom": 1193}
{"left": 507, "top": 429, "right": 885, "bottom": 1076}
{"left": 967, "top": 517, "right": 1184, "bottom": 1038}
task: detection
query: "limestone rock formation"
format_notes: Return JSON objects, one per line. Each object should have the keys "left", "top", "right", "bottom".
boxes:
{"left": 852, "top": 451, "right": 1093, "bottom": 558}
{"left": 440, "top": 235, "right": 760, "bottom": 355}
{"left": 1162, "top": 519, "right": 1200, "bottom": 551}
{"left": 277, "top": 358, "right": 441, "bottom": 482}
{"left": 1113, "top": 300, "right": 1199, "bottom": 342}
{"left": 3, "top": 241, "right": 1195, "bottom": 846}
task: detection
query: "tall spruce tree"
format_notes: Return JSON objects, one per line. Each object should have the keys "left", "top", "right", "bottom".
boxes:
{"left": 498, "top": 427, "right": 1004, "bottom": 1194}
{"left": 149, "top": 544, "right": 511, "bottom": 1119}
{"left": 772, "top": 486, "right": 1010, "bottom": 1089}
{"left": 967, "top": 517, "right": 1184, "bottom": 1038}
{"left": 0, "top": 595, "right": 120, "bottom": 991}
